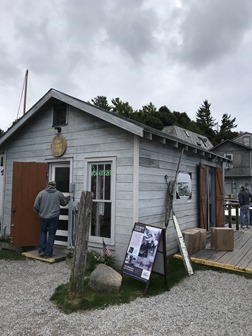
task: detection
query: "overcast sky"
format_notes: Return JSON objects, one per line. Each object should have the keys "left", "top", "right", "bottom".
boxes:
{"left": 1, "top": 0, "right": 252, "bottom": 133}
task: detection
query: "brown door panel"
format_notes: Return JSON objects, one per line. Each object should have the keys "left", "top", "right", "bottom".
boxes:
{"left": 199, "top": 163, "right": 207, "bottom": 229}
{"left": 11, "top": 162, "right": 47, "bottom": 246}
{"left": 215, "top": 167, "right": 224, "bottom": 227}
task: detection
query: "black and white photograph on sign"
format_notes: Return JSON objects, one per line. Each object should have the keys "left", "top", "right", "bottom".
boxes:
{"left": 122, "top": 223, "right": 162, "bottom": 283}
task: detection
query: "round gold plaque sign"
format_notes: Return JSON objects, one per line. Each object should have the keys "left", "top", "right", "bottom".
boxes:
{"left": 51, "top": 134, "right": 67, "bottom": 157}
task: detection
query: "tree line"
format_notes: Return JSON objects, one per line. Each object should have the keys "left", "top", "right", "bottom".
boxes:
{"left": 90, "top": 97, "right": 238, "bottom": 146}
{"left": 0, "top": 97, "right": 239, "bottom": 146}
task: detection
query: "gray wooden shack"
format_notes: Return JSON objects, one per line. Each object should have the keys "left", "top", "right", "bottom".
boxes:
{"left": 0, "top": 89, "right": 226, "bottom": 265}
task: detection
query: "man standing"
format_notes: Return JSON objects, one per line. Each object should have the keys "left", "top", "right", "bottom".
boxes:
{"left": 238, "top": 185, "right": 251, "bottom": 229}
{"left": 33, "top": 181, "right": 70, "bottom": 258}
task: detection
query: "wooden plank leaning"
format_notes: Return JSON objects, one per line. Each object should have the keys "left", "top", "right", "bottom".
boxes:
{"left": 164, "top": 147, "right": 194, "bottom": 276}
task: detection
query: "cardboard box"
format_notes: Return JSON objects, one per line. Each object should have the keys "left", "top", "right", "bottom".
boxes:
{"left": 211, "top": 227, "right": 234, "bottom": 251}
{"left": 197, "top": 228, "right": 207, "bottom": 250}
{"left": 183, "top": 228, "right": 207, "bottom": 251}
{"left": 183, "top": 229, "right": 200, "bottom": 255}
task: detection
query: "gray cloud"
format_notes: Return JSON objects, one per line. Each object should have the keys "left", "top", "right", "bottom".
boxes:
{"left": 0, "top": 41, "right": 22, "bottom": 84}
{"left": 171, "top": 0, "right": 252, "bottom": 69}
{"left": 104, "top": 1, "right": 159, "bottom": 63}
{"left": 1, "top": 0, "right": 252, "bottom": 134}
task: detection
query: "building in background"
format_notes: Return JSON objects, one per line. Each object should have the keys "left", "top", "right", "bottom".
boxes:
{"left": 211, "top": 132, "right": 252, "bottom": 198}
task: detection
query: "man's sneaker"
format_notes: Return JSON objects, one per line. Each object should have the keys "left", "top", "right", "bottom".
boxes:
{"left": 246, "top": 226, "right": 250, "bottom": 229}
{"left": 38, "top": 251, "right": 45, "bottom": 257}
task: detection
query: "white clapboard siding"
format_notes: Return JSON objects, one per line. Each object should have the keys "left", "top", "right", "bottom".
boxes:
{"left": 137, "top": 138, "right": 200, "bottom": 255}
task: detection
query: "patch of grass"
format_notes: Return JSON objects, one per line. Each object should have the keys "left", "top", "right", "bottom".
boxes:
{"left": 0, "top": 249, "right": 25, "bottom": 260}
{"left": 51, "top": 257, "right": 252, "bottom": 314}
{"left": 167, "top": 257, "right": 188, "bottom": 287}
{"left": 51, "top": 277, "right": 161, "bottom": 314}
{"left": 51, "top": 283, "right": 116, "bottom": 314}
{"left": 50, "top": 257, "right": 189, "bottom": 314}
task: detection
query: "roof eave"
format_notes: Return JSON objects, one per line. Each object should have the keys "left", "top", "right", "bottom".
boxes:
{"left": 0, "top": 89, "right": 144, "bottom": 147}
{"left": 50, "top": 90, "right": 144, "bottom": 137}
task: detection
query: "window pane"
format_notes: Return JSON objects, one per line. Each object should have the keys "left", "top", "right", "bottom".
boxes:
{"left": 243, "top": 137, "right": 250, "bottom": 146}
{"left": 91, "top": 165, "right": 97, "bottom": 199}
{"left": 91, "top": 202, "right": 111, "bottom": 238}
{"left": 89, "top": 162, "right": 112, "bottom": 239}
{"left": 105, "top": 164, "right": 111, "bottom": 200}
{"left": 55, "top": 167, "right": 69, "bottom": 192}
{"left": 53, "top": 103, "right": 67, "bottom": 126}
{"left": 91, "top": 164, "right": 111, "bottom": 200}
{"left": 97, "top": 164, "right": 105, "bottom": 199}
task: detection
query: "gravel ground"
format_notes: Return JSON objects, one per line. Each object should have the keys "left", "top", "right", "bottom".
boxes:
{"left": 0, "top": 259, "right": 251, "bottom": 336}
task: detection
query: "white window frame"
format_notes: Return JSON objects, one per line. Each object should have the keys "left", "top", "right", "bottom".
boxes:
{"left": 84, "top": 157, "right": 116, "bottom": 245}
{"left": 224, "top": 154, "right": 233, "bottom": 161}
{"left": 243, "top": 136, "right": 250, "bottom": 147}
{"left": 224, "top": 154, "right": 233, "bottom": 169}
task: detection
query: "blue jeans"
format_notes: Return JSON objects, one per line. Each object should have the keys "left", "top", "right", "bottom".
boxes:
{"left": 240, "top": 205, "right": 250, "bottom": 227}
{"left": 39, "top": 217, "right": 59, "bottom": 257}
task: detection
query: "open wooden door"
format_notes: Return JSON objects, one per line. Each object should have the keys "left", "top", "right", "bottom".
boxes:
{"left": 11, "top": 162, "right": 47, "bottom": 246}
{"left": 199, "top": 163, "right": 207, "bottom": 229}
{"left": 215, "top": 167, "right": 224, "bottom": 226}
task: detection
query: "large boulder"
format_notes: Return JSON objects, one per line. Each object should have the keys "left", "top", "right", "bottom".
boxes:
{"left": 88, "top": 264, "right": 122, "bottom": 293}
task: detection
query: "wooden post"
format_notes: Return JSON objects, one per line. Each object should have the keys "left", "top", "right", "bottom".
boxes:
{"left": 228, "top": 204, "right": 232, "bottom": 228}
{"left": 69, "top": 191, "right": 93, "bottom": 294}
{"left": 235, "top": 204, "right": 239, "bottom": 230}
{"left": 165, "top": 147, "right": 184, "bottom": 227}
{"left": 165, "top": 180, "right": 175, "bottom": 226}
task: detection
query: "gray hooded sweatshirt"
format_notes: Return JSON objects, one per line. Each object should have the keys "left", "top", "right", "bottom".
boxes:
{"left": 33, "top": 185, "right": 70, "bottom": 219}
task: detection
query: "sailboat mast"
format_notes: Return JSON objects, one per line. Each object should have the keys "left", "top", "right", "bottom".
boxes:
{"left": 23, "top": 69, "right": 28, "bottom": 115}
